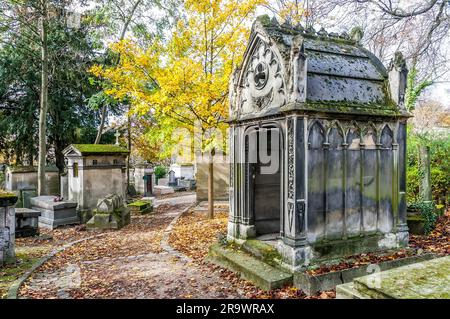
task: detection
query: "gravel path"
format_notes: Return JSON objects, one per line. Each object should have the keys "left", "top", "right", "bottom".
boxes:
{"left": 18, "top": 194, "right": 241, "bottom": 299}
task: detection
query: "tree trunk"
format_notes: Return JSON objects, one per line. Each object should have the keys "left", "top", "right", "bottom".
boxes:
{"left": 94, "top": 0, "right": 142, "bottom": 144}
{"left": 207, "top": 152, "right": 214, "bottom": 219}
{"left": 37, "top": 0, "right": 48, "bottom": 196}
{"left": 419, "top": 144, "right": 432, "bottom": 201}
{"left": 94, "top": 104, "right": 107, "bottom": 144}
{"left": 126, "top": 106, "right": 131, "bottom": 190}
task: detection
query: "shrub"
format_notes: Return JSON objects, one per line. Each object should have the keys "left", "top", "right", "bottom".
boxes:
{"left": 154, "top": 165, "right": 167, "bottom": 180}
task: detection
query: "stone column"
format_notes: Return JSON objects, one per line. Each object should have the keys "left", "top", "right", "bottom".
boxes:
{"left": 0, "top": 194, "right": 18, "bottom": 266}
{"left": 396, "top": 121, "right": 409, "bottom": 245}
{"left": 278, "top": 116, "right": 310, "bottom": 270}
{"left": 227, "top": 125, "right": 242, "bottom": 240}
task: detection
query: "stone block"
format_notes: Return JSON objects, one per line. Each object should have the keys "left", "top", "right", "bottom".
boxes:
{"left": 0, "top": 194, "right": 18, "bottom": 266}
{"left": 154, "top": 186, "right": 174, "bottom": 196}
{"left": 78, "top": 209, "right": 93, "bottom": 224}
{"left": 208, "top": 243, "right": 292, "bottom": 290}
{"left": 30, "top": 196, "right": 78, "bottom": 229}
{"left": 15, "top": 208, "right": 41, "bottom": 238}
{"left": 86, "top": 194, "right": 130, "bottom": 230}
{"left": 127, "top": 200, "right": 153, "bottom": 215}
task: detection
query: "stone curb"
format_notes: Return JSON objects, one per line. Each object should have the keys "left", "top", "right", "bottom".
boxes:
{"left": 160, "top": 203, "right": 195, "bottom": 262}
{"left": 7, "top": 233, "right": 107, "bottom": 299}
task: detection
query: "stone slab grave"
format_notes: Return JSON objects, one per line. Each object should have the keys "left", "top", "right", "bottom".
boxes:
{"left": 87, "top": 194, "right": 130, "bottom": 230}
{"left": 15, "top": 208, "right": 41, "bottom": 237}
{"left": 336, "top": 256, "right": 450, "bottom": 299}
{"left": 30, "top": 196, "right": 78, "bottom": 229}
{"left": 127, "top": 199, "right": 153, "bottom": 215}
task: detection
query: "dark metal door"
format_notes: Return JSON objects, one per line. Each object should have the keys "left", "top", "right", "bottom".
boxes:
{"left": 252, "top": 129, "right": 281, "bottom": 235}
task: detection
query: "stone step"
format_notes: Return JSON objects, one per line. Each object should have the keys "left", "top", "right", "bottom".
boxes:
{"left": 335, "top": 282, "right": 371, "bottom": 299}
{"left": 208, "top": 243, "right": 292, "bottom": 291}
{"left": 241, "top": 239, "right": 284, "bottom": 269}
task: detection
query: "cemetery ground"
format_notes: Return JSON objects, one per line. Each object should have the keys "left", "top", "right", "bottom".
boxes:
{"left": 1, "top": 191, "right": 449, "bottom": 299}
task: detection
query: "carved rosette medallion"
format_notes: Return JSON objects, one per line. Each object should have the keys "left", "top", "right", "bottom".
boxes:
{"left": 240, "top": 39, "right": 286, "bottom": 115}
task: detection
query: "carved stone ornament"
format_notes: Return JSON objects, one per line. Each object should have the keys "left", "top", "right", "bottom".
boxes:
{"left": 240, "top": 38, "right": 286, "bottom": 114}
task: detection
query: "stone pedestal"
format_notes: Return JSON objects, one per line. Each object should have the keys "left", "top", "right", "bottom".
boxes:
{"left": 30, "top": 196, "right": 78, "bottom": 229}
{"left": 15, "top": 208, "right": 41, "bottom": 237}
{"left": 0, "top": 194, "right": 18, "bottom": 266}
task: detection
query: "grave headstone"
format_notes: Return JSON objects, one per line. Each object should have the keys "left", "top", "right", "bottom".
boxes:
{"left": 168, "top": 170, "right": 177, "bottom": 186}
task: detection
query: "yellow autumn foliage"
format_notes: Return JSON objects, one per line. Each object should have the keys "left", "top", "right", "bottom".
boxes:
{"left": 91, "top": 0, "right": 266, "bottom": 159}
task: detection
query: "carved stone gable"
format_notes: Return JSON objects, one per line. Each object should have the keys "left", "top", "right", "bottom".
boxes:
{"left": 240, "top": 38, "right": 286, "bottom": 115}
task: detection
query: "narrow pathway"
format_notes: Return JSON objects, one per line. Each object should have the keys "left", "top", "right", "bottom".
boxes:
{"left": 18, "top": 194, "right": 241, "bottom": 299}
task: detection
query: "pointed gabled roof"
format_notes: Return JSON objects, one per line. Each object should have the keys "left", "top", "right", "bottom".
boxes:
{"left": 230, "top": 15, "right": 404, "bottom": 121}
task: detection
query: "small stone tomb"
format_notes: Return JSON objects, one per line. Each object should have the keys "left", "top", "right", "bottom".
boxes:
{"left": 0, "top": 192, "right": 18, "bottom": 266}
{"left": 133, "top": 165, "right": 155, "bottom": 196}
{"left": 127, "top": 200, "right": 153, "bottom": 215}
{"left": 15, "top": 208, "right": 41, "bottom": 237}
{"left": 87, "top": 194, "right": 130, "bottom": 230}
{"left": 30, "top": 196, "right": 78, "bottom": 229}
{"left": 62, "top": 144, "right": 129, "bottom": 211}
{"left": 168, "top": 170, "right": 177, "bottom": 187}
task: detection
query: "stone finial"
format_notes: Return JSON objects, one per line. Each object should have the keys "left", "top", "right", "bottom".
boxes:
{"left": 350, "top": 26, "right": 364, "bottom": 44}
{"left": 294, "top": 23, "right": 304, "bottom": 32}
{"left": 114, "top": 130, "right": 120, "bottom": 145}
{"left": 317, "top": 27, "right": 327, "bottom": 37}
{"left": 281, "top": 19, "right": 292, "bottom": 29}
{"left": 271, "top": 16, "right": 280, "bottom": 26}
{"left": 388, "top": 51, "right": 408, "bottom": 109}
{"left": 305, "top": 26, "right": 316, "bottom": 35}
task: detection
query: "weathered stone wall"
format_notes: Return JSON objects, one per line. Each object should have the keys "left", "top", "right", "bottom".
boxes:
{"left": 196, "top": 161, "right": 229, "bottom": 201}
{"left": 5, "top": 167, "right": 59, "bottom": 195}
{"left": 170, "top": 164, "right": 195, "bottom": 180}
{"left": 67, "top": 156, "right": 126, "bottom": 211}
{"left": 306, "top": 118, "right": 400, "bottom": 244}
{"left": 0, "top": 198, "right": 17, "bottom": 265}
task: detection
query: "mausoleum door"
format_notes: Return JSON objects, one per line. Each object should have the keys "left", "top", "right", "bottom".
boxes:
{"left": 251, "top": 128, "right": 281, "bottom": 236}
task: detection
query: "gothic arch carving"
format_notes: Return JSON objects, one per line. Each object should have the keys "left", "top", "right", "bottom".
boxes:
{"left": 237, "top": 34, "right": 287, "bottom": 116}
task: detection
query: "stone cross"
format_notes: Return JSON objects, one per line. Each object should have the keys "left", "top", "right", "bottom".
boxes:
{"left": 114, "top": 131, "right": 120, "bottom": 145}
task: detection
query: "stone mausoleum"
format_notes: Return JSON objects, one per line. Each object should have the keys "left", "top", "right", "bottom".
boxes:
{"left": 227, "top": 16, "right": 410, "bottom": 270}
{"left": 62, "top": 144, "right": 129, "bottom": 211}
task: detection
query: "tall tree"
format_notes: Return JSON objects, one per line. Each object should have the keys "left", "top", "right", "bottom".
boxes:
{"left": 91, "top": 0, "right": 265, "bottom": 217}
{"left": 0, "top": 1, "right": 104, "bottom": 176}
{"left": 38, "top": 0, "right": 49, "bottom": 195}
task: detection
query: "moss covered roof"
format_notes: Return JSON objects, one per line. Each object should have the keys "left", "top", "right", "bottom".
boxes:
{"left": 72, "top": 144, "right": 130, "bottom": 155}
{"left": 0, "top": 190, "right": 17, "bottom": 199}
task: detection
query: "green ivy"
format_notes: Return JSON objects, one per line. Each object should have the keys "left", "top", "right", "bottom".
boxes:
{"left": 410, "top": 201, "right": 437, "bottom": 234}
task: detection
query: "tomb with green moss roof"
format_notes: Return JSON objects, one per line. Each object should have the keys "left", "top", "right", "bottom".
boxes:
{"left": 62, "top": 144, "right": 130, "bottom": 213}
